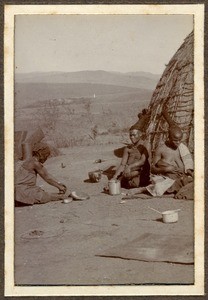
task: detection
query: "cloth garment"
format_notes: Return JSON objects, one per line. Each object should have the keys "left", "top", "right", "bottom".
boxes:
{"left": 166, "top": 173, "right": 193, "bottom": 194}
{"left": 146, "top": 172, "right": 193, "bottom": 197}
{"left": 178, "top": 143, "right": 194, "bottom": 172}
{"left": 146, "top": 143, "right": 194, "bottom": 197}
{"left": 146, "top": 175, "right": 175, "bottom": 197}
{"left": 175, "top": 181, "right": 194, "bottom": 200}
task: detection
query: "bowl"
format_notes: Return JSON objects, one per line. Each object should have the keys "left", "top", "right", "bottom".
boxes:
{"left": 88, "top": 170, "right": 102, "bottom": 182}
{"left": 63, "top": 199, "right": 73, "bottom": 204}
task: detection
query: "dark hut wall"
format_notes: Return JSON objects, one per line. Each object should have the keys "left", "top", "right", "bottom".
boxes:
{"left": 146, "top": 31, "right": 194, "bottom": 154}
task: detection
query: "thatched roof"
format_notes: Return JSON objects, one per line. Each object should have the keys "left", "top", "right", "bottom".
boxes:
{"left": 146, "top": 31, "right": 194, "bottom": 154}
{"left": 14, "top": 127, "right": 61, "bottom": 160}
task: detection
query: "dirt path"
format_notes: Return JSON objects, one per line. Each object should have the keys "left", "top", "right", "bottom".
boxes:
{"left": 14, "top": 144, "right": 194, "bottom": 285}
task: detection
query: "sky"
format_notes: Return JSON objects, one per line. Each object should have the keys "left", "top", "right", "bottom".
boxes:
{"left": 15, "top": 14, "right": 193, "bottom": 75}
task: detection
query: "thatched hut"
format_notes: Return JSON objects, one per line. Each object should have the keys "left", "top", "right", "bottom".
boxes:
{"left": 146, "top": 31, "right": 194, "bottom": 154}
{"left": 14, "top": 127, "right": 61, "bottom": 160}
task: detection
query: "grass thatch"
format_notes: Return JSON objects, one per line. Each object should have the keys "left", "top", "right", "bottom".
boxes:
{"left": 146, "top": 31, "right": 194, "bottom": 154}
{"left": 14, "top": 128, "right": 61, "bottom": 160}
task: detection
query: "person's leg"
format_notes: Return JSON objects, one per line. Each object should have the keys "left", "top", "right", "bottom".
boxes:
{"left": 126, "top": 186, "right": 147, "bottom": 196}
{"left": 140, "top": 171, "right": 150, "bottom": 187}
{"left": 175, "top": 182, "right": 194, "bottom": 200}
{"left": 34, "top": 191, "right": 65, "bottom": 204}
{"left": 120, "top": 177, "right": 131, "bottom": 189}
{"left": 15, "top": 201, "right": 32, "bottom": 207}
{"left": 166, "top": 173, "right": 183, "bottom": 194}
{"left": 124, "top": 176, "right": 148, "bottom": 196}
{"left": 128, "top": 176, "right": 140, "bottom": 188}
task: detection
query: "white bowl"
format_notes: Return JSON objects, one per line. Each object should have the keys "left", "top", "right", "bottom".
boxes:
{"left": 63, "top": 199, "right": 73, "bottom": 204}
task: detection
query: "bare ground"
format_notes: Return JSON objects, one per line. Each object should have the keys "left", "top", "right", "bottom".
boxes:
{"left": 14, "top": 144, "right": 194, "bottom": 285}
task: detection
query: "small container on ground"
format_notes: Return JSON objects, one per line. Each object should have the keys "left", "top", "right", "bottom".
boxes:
{"left": 108, "top": 179, "right": 121, "bottom": 195}
{"left": 162, "top": 210, "right": 179, "bottom": 223}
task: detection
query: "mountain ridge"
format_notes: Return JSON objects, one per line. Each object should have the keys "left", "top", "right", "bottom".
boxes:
{"left": 15, "top": 70, "right": 160, "bottom": 90}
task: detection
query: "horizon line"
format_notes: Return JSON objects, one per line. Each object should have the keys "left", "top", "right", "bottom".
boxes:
{"left": 15, "top": 69, "right": 161, "bottom": 76}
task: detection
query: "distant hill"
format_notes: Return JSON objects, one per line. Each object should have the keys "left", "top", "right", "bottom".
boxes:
{"left": 15, "top": 82, "right": 153, "bottom": 108}
{"left": 15, "top": 70, "right": 160, "bottom": 91}
{"left": 126, "top": 71, "right": 161, "bottom": 81}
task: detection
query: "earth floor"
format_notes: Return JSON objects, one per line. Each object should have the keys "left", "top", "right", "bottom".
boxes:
{"left": 14, "top": 144, "right": 194, "bottom": 286}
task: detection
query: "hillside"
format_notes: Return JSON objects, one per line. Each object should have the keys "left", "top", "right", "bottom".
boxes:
{"left": 15, "top": 70, "right": 160, "bottom": 90}
{"left": 14, "top": 70, "right": 158, "bottom": 148}
{"left": 15, "top": 82, "right": 153, "bottom": 108}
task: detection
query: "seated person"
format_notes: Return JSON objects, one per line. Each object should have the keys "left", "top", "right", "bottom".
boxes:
{"left": 152, "top": 126, "right": 184, "bottom": 175}
{"left": 151, "top": 125, "right": 194, "bottom": 194}
{"left": 112, "top": 125, "right": 150, "bottom": 189}
{"left": 15, "top": 143, "right": 67, "bottom": 205}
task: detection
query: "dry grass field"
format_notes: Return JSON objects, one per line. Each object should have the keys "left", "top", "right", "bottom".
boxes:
{"left": 15, "top": 79, "right": 153, "bottom": 148}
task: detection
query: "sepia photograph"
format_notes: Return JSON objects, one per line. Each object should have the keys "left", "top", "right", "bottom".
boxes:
{"left": 4, "top": 4, "right": 204, "bottom": 296}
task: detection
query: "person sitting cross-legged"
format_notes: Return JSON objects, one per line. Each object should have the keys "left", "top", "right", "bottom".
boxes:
{"left": 149, "top": 125, "right": 194, "bottom": 196}
{"left": 124, "top": 106, "right": 194, "bottom": 198}
{"left": 112, "top": 125, "right": 151, "bottom": 189}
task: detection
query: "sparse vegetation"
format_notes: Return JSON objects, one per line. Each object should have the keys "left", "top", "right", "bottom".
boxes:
{"left": 35, "top": 100, "right": 60, "bottom": 134}
{"left": 15, "top": 94, "right": 147, "bottom": 148}
{"left": 15, "top": 75, "right": 153, "bottom": 149}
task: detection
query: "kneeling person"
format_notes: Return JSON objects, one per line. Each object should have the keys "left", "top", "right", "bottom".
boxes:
{"left": 15, "top": 143, "right": 67, "bottom": 205}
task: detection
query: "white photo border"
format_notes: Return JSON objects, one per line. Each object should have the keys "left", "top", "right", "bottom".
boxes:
{"left": 4, "top": 4, "right": 205, "bottom": 296}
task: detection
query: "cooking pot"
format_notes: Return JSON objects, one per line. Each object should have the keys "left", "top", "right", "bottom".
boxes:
{"left": 149, "top": 207, "right": 180, "bottom": 223}
{"left": 161, "top": 210, "right": 179, "bottom": 223}
{"left": 108, "top": 179, "right": 121, "bottom": 195}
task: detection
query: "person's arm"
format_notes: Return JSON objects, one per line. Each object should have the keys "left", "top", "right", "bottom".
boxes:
{"left": 151, "top": 147, "right": 164, "bottom": 175}
{"left": 151, "top": 147, "right": 178, "bottom": 175}
{"left": 151, "top": 147, "right": 167, "bottom": 174}
{"left": 124, "top": 153, "right": 146, "bottom": 175}
{"left": 112, "top": 147, "right": 129, "bottom": 179}
{"left": 34, "top": 161, "right": 66, "bottom": 193}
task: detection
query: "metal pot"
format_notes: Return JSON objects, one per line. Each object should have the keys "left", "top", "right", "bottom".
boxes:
{"left": 149, "top": 207, "right": 180, "bottom": 223}
{"left": 161, "top": 210, "right": 179, "bottom": 223}
{"left": 108, "top": 179, "right": 121, "bottom": 195}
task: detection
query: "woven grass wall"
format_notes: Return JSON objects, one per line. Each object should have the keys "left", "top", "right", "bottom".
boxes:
{"left": 146, "top": 31, "right": 194, "bottom": 154}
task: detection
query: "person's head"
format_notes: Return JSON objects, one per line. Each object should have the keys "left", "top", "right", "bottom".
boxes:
{"left": 129, "top": 125, "right": 142, "bottom": 145}
{"left": 32, "top": 143, "right": 51, "bottom": 163}
{"left": 168, "top": 126, "right": 183, "bottom": 149}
